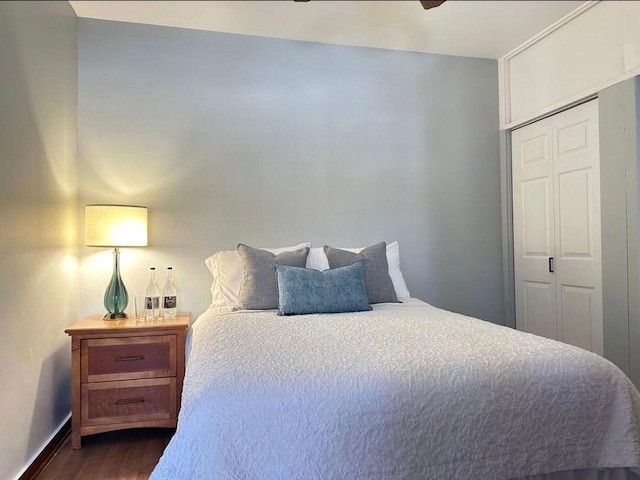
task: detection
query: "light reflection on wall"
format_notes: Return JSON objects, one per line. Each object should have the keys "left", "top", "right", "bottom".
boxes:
{"left": 0, "top": 3, "right": 79, "bottom": 478}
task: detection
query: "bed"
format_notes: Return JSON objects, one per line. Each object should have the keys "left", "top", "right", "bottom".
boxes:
{"left": 152, "top": 241, "right": 640, "bottom": 479}
{"left": 151, "top": 299, "right": 640, "bottom": 480}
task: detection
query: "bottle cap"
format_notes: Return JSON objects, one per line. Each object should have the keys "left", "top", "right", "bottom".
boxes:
{"left": 167, "top": 267, "right": 173, "bottom": 270}
{"left": 150, "top": 267, "right": 156, "bottom": 270}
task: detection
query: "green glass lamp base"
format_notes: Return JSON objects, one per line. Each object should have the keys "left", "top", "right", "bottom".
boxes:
{"left": 103, "top": 247, "right": 129, "bottom": 321}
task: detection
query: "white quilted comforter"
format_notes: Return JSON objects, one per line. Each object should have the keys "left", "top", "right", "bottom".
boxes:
{"left": 151, "top": 300, "right": 640, "bottom": 480}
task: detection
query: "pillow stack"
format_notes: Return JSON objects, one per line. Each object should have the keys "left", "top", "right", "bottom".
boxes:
{"left": 306, "top": 241, "right": 410, "bottom": 299}
{"left": 205, "top": 242, "right": 310, "bottom": 311}
{"left": 205, "top": 240, "right": 411, "bottom": 316}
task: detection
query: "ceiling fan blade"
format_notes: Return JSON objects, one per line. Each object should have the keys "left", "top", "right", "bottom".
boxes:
{"left": 420, "top": 0, "right": 446, "bottom": 10}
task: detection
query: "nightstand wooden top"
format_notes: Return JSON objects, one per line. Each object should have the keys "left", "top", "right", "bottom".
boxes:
{"left": 65, "top": 312, "right": 191, "bottom": 336}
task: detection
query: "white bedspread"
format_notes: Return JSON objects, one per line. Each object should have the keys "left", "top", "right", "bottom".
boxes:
{"left": 151, "top": 300, "right": 640, "bottom": 480}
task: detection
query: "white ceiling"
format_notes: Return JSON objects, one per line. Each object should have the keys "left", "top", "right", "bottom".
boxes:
{"left": 69, "top": 0, "right": 586, "bottom": 59}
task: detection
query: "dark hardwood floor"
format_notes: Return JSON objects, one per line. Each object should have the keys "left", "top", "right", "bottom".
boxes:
{"left": 35, "top": 428, "right": 174, "bottom": 480}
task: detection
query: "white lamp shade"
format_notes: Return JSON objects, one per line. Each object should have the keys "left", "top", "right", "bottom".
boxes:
{"left": 85, "top": 205, "right": 148, "bottom": 247}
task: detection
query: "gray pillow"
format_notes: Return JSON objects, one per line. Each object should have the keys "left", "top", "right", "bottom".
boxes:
{"left": 324, "top": 241, "right": 399, "bottom": 304}
{"left": 237, "top": 244, "right": 310, "bottom": 310}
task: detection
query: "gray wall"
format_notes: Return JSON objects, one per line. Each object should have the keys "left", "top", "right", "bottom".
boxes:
{"left": 0, "top": 2, "right": 78, "bottom": 479}
{"left": 78, "top": 19, "right": 503, "bottom": 324}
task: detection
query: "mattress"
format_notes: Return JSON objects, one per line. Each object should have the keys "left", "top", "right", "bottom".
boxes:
{"left": 152, "top": 299, "right": 640, "bottom": 480}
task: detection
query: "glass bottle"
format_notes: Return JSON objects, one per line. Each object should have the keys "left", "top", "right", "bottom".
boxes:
{"left": 145, "top": 267, "right": 161, "bottom": 320}
{"left": 162, "top": 267, "right": 177, "bottom": 318}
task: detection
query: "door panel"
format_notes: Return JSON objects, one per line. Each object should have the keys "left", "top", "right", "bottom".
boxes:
{"left": 557, "top": 120, "right": 589, "bottom": 156}
{"left": 559, "top": 285, "right": 595, "bottom": 352}
{"left": 521, "top": 134, "right": 549, "bottom": 166}
{"left": 553, "top": 100, "right": 602, "bottom": 355}
{"left": 557, "top": 169, "right": 592, "bottom": 258}
{"left": 512, "top": 99, "right": 602, "bottom": 355}
{"left": 523, "top": 281, "right": 556, "bottom": 339}
{"left": 522, "top": 178, "right": 552, "bottom": 256}
{"left": 512, "top": 118, "right": 555, "bottom": 337}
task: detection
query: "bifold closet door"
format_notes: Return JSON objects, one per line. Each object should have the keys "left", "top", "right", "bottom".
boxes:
{"left": 512, "top": 118, "right": 556, "bottom": 340}
{"left": 512, "top": 99, "right": 602, "bottom": 355}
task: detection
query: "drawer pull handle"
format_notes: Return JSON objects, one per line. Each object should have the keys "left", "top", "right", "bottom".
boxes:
{"left": 115, "top": 355, "right": 145, "bottom": 362}
{"left": 116, "top": 398, "right": 145, "bottom": 405}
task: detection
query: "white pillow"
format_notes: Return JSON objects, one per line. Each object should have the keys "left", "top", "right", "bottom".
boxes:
{"left": 384, "top": 241, "right": 411, "bottom": 299}
{"left": 206, "top": 242, "right": 311, "bottom": 309}
{"left": 306, "top": 241, "right": 411, "bottom": 299}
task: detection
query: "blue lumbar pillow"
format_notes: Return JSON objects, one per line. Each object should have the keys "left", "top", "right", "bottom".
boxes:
{"left": 273, "top": 260, "right": 372, "bottom": 316}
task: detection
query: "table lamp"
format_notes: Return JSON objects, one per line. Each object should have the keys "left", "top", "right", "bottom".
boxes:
{"left": 85, "top": 205, "right": 148, "bottom": 320}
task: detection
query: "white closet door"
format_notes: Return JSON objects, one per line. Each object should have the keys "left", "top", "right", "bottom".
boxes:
{"left": 512, "top": 99, "right": 602, "bottom": 354}
{"left": 552, "top": 100, "right": 602, "bottom": 354}
{"left": 512, "top": 117, "right": 557, "bottom": 340}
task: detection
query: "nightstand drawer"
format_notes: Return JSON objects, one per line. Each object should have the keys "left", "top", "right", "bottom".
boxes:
{"left": 82, "top": 378, "right": 176, "bottom": 426}
{"left": 81, "top": 335, "right": 176, "bottom": 382}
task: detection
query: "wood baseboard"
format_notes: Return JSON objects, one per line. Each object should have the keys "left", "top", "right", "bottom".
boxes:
{"left": 18, "top": 418, "right": 71, "bottom": 480}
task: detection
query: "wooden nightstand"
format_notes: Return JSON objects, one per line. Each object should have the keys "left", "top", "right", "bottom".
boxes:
{"left": 65, "top": 312, "right": 190, "bottom": 449}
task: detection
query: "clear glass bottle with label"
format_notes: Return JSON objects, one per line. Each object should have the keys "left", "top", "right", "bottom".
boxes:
{"left": 162, "top": 267, "right": 177, "bottom": 318}
{"left": 145, "top": 267, "right": 161, "bottom": 320}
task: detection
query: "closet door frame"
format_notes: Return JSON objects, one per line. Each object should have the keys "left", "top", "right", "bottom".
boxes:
{"left": 502, "top": 81, "right": 640, "bottom": 388}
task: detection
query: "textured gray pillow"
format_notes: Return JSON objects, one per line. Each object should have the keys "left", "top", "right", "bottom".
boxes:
{"left": 324, "top": 242, "right": 399, "bottom": 304}
{"left": 237, "top": 244, "right": 310, "bottom": 310}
